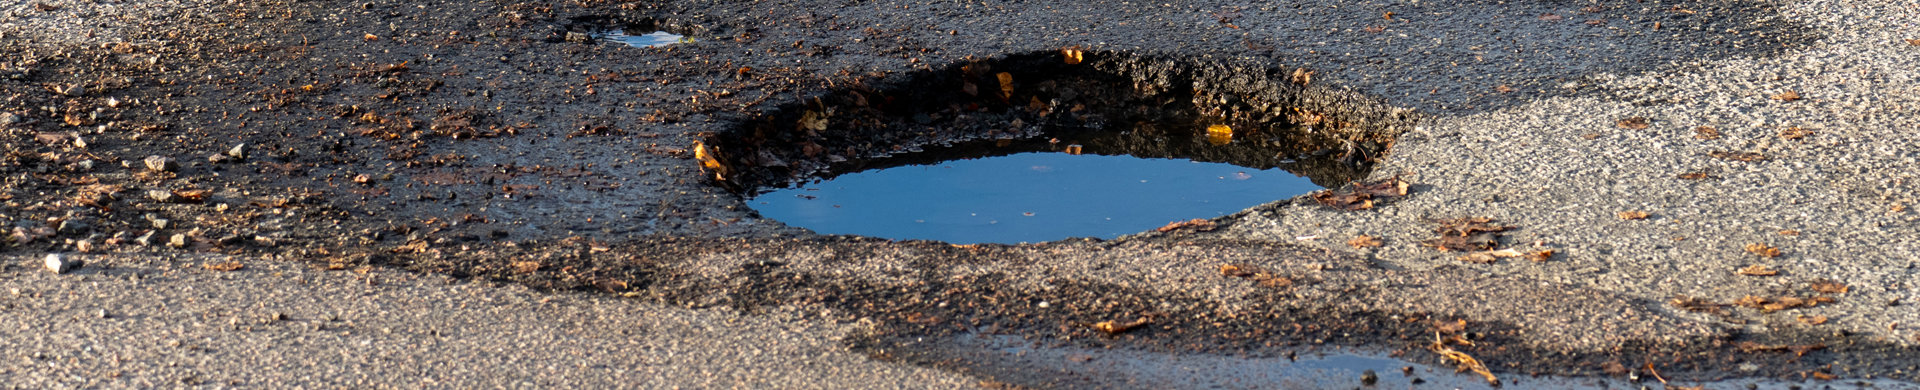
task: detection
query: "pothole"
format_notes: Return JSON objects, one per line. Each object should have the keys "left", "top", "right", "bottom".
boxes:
{"left": 702, "top": 50, "right": 1412, "bottom": 243}
{"left": 565, "top": 15, "right": 708, "bottom": 47}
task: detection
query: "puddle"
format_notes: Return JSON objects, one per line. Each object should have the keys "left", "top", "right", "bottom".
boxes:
{"left": 874, "top": 332, "right": 1910, "bottom": 390}
{"left": 750, "top": 138, "right": 1327, "bottom": 244}
{"left": 708, "top": 50, "right": 1394, "bottom": 244}
{"left": 595, "top": 30, "right": 686, "bottom": 48}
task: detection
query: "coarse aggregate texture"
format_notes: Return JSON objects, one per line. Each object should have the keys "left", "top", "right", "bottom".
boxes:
{"left": 4, "top": 0, "right": 1920, "bottom": 386}
{"left": 0, "top": 253, "right": 976, "bottom": 388}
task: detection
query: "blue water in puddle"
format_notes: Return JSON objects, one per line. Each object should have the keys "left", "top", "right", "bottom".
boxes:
{"left": 751, "top": 152, "right": 1318, "bottom": 244}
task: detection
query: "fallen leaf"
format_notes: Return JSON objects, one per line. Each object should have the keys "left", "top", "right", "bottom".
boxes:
{"left": 1709, "top": 151, "right": 1767, "bottom": 162}
{"left": 1809, "top": 280, "right": 1849, "bottom": 295}
{"left": 1772, "top": 91, "right": 1801, "bottom": 102}
{"left": 1060, "top": 47, "right": 1084, "bottom": 64}
{"left": 1779, "top": 229, "right": 1800, "bottom": 236}
{"left": 1206, "top": 124, "right": 1232, "bottom": 145}
{"left": 1694, "top": 126, "right": 1722, "bottom": 140}
{"left": 1431, "top": 333, "right": 1498, "bottom": 385}
{"left": 1811, "top": 372, "right": 1836, "bottom": 380}
{"left": 1779, "top": 126, "right": 1813, "bottom": 140}
{"left": 204, "top": 262, "right": 245, "bottom": 271}
{"left": 363, "top": 33, "right": 379, "bottom": 41}
{"left": 1617, "top": 211, "right": 1650, "bottom": 220}
{"left": 1433, "top": 319, "right": 1468, "bottom": 334}
{"left": 996, "top": 72, "right": 1014, "bottom": 100}
{"left": 1617, "top": 117, "right": 1650, "bottom": 130}
{"left": 797, "top": 110, "right": 828, "bottom": 132}
{"left": 1797, "top": 315, "right": 1829, "bottom": 325}
{"left": 1156, "top": 219, "right": 1216, "bottom": 232}
{"left": 1362, "top": 25, "right": 1385, "bottom": 33}
{"left": 1457, "top": 249, "right": 1524, "bottom": 264}
{"left": 1422, "top": 217, "right": 1515, "bottom": 252}
{"left": 34, "top": 3, "right": 59, "bottom": 11}
{"left": 1676, "top": 171, "right": 1713, "bottom": 180}
{"left": 1289, "top": 68, "right": 1314, "bottom": 85}
{"left": 172, "top": 189, "right": 211, "bottom": 203}
{"left": 1526, "top": 250, "right": 1554, "bottom": 262}
{"left": 1091, "top": 317, "right": 1150, "bottom": 335}
{"left": 1313, "top": 176, "right": 1410, "bottom": 211}
{"left": 1538, "top": 13, "right": 1563, "bottom": 21}
{"left": 1347, "top": 235, "right": 1384, "bottom": 248}
{"left": 1736, "top": 264, "right": 1780, "bottom": 276}
{"left": 1494, "top": 85, "right": 1513, "bottom": 93}
{"left": 1736, "top": 342, "right": 1826, "bottom": 357}
{"left": 1908, "top": 39, "right": 1920, "bottom": 46}
{"left": 1734, "top": 295, "right": 1835, "bottom": 312}
{"left": 1745, "top": 243, "right": 1782, "bottom": 258}
{"left": 1669, "top": 296, "right": 1727, "bottom": 314}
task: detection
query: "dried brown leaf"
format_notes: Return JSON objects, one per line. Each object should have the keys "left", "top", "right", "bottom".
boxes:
{"left": 1347, "top": 235, "right": 1383, "bottom": 248}
{"left": 1709, "top": 151, "right": 1768, "bottom": 162}
{"left": 1676, "top": 171, "right": 1714, "bottom": 180}
{"left": 1155, "top": 218, "right": 1216, "bottom": 233}
{"left": 1669, "top": 296, "right": 1727, "bottom": 314}
{"left": 1617, "top": 211, "right": 1650, "bottom": 220}
{"left": 1457, "top": 249, "right": 1524, "bottom": 264}
{"left": 1526, "top": 250, "right": 1554, "bottom": 262}
{"left": 1779, "top": 126, "right": 1813, "bottom": 140}
{"left": 1745, "top": 243, "right": 1782, "bottom": 258}
{"left": 204, "top": 261, "right": 245, "bottom": 272}
{"left": 1694, "top": 126, "right": 1722, "bottom": 140}
{"left": 1809, "top": 280, "right": 1849, "bottom": 295}
{"left": 1797, "top": 315, "right": 1829, "bottom": 325}
{"left": 1091, "top": 317, "right": 1150, "bottom": 335}
{"left": 1617, "top": 117, "right": 1650, "bottom": 130}
{"left": 1736, "top": 264, "right": 1779, "bottom": 276}
{"left": 1772, "top": 91, "right": 1801, "bottom": 102}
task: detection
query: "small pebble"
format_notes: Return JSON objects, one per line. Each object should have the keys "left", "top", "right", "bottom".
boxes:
{"left": 143, "top": 155, "right": 176, "bottom": 172}
{"left": 44, "top": 253, "right": 80, "bottom": 274}
{"left": 168, "top": 234, "right": 190, "bottom": 248}
{"left": 227, "top": 143, "right": 246, "bottom": 159}
{"left": 147, "top": 189, "right": 175, "bottom": 203}
{"left": 0, "top": 112, "right": 18, "bottom": 125}
{"left": 134, "top": 231, "right": 156, "bottom": 246}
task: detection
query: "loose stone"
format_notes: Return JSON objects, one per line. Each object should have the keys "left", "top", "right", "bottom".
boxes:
{"left": 44, "top": 253, "right": 81, "bottom": 274}
{"left": 143, "top": 155, "right": 176, "bottom": 172}
{"left": 168, "top": 234, "right": 190, "bottom": 248}
{"left": 134, "top": 231, "right": 156, "bottom": 246}
{"left": 147, "top": 190, "right": 175, "bottom": 203}
{"left": 226, "top": 143, "right": 245, "bottom": 160}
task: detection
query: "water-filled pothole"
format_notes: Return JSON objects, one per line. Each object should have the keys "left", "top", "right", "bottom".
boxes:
{"left": 704, "top": 51, "right": 1406, "bottom": 243}
{"left": 596, "top": 30, "right": 687, "bottom": 48}
{"left": 566, "top": 15, "right": 707, "bottom": 48}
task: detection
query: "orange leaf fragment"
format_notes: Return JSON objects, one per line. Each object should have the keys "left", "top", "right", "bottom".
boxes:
{"left": 996, "top": 72, "right": 1014, "bottom": 100}
{"left": 1797, "top": 315, "right": 1829, "bottom": 325}
{"left": 1617, "top": 117, "right": 1650, "bottom": 130}
{"left": 1809, "top": 280, "right": 1849, "bottom": 294}
{"left": 1694, "top": 126, "right": 1722, "bottom": 140}
{"left": 1347, "top": 235, "right": 1383, "bottom": 248}
{"left": 1735, "top": 264, "right": 1779, "bottom": 276}
{"left": 1617, "top": 211, "right": 1650, "bottom": 220}
{"left": 1091, "top": 317, "right": 1150, "bottom": 335}
{"left": 204, "top": 262, "right": 245, "bottom": 272}
{"left": 1060, "top": 47, "right": 1084, "bottom": 64}
{"left": 1771, "top": 90, "right": 1801, "bottom": 101}
{"left": 1779, "top": 126, "right": 1813, "bottom": 140}
{"left": 1155, "top": 219, "right": 1215, "bottom": 233}
{"left": 1744, "top": 243, "right": 1782, "bottom": 258}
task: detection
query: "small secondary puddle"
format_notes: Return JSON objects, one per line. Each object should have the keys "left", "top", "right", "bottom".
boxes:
{"left": 705, "top": 50, "right": 1397, "bottom": 244}
{"left": 596, "top": 30, "right": 686, "bottom": 48}
{"left": 752, "top": 151, "right": 1319, "bottom": 244}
